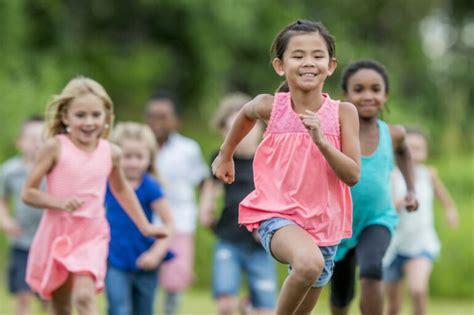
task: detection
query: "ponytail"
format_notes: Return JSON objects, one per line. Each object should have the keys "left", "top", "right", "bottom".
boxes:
{"left": 276, "top": 80, "right": 289, "bottom": 93}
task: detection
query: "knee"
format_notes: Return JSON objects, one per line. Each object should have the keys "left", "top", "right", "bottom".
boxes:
{"left": 410, "top": 287, "right": 427, "bottom": 302}
{"left": 73, "top": 290, "right": 95, "bottom": 309}
{"left": 291, "top": 254, "right": 324, "bottom": 285}
{"left": 359, "top": 260, "right": 383, "bottom": 280}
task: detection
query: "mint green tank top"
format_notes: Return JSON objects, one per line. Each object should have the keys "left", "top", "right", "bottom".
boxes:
{"left": 335, "top": 120, "right": 398, "bottom": 261}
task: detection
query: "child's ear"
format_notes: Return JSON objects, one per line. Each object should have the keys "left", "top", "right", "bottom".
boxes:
{"left": 272, "top": 58, "right": 285, "bottom": 77}
{"left": 327, "top": 58, "right": 337, "bottom": 76}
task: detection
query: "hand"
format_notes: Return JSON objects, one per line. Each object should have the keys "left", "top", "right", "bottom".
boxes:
{"left": 404, "top": 191, "right": 418, "bottom": 212}
{"left": 300, "top": 110, "right": 324, "bottom": 145}
{"left": 445, "top": 209, "right": 459, "bottom": 228}
{"left": 60, "top": 197, "right": 84, "bottom": 212}
{"left": 143, "top": 225, "right": 168, "bottom": 239}
{"left": 199, "top": 209, "right": 216, "bottom": 229}
{"left": 0, "top": 218, "right": 22, "bottom": 238}
{"left": 136, "top": 250, "right": 160, "bottom": 270}
{"left": 211, "top": 153, "right": 235, "bottom": 184}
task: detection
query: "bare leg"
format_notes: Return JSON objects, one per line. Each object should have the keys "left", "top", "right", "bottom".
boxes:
{"left": 51, "top": 275, "right": 73, "bottom": 315}
{"left": 385, "top": 281, "right": 403, "bottom": 315}
{"left": 217, "top": 295, "right": 239, "bottom": 315}
{"left": 404, "top": 258, "right": 432, "bottom": 315}
{"left": 15, "top": 292, "right": 34, "bottom": 315}
{"left": 71, "top": 274, "right": 98, "bottom": 315}
{"left": 294, "top": 287, "right": 323, "bottom": 315}
{"left": 270, "top": 225, "right": 324, "bottom": 315}
{"left": 360, "top": 278, "right": 384, "bottom": 315}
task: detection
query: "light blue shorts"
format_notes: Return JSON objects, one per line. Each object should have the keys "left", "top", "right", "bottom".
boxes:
{"left": 212, "top": 239, "right": 277, "bottom": 308}
{"left": 383, "top": 251, "right": 436, "bottom": 282}
{"left": 258, "top": 217, "right": 338, "bottom": 288}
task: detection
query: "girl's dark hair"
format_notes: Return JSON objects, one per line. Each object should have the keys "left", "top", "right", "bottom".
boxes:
{"left": 341, "top": 60, "right": 390, "bottom": 94}
{"left": 271, "top": 20, "right": 336, "bottom": 60}
{"left": 272, "top": 20, "right": 336, "bottom": 93}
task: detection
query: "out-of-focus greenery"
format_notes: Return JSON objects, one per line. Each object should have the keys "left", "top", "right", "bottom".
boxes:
{"left": 0, "top": 0, "right": 472, "bottom": 299}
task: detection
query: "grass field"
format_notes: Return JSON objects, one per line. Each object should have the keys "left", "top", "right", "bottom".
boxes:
{"left": 1, "top": 285, "right": 473, "bottom": 315}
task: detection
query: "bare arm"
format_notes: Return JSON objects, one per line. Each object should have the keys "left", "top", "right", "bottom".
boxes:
{"left": 212, "top": 94, "right": 273, "bottom": 183}
{"left": 390, "top": 125, "right": 418, "bottom": 211}
{"left": 0, "top": 197, "right": 22, "bottom": 237}
{"left": 429, "top": 167, "right": 458, "bottom": 227}
{"left": 199, "top": 177, "right": 223, "bottom": 228}
{"left": 21, "top": 138, "right": 83, "bottom": 211}
{"left": 109, "top": 144, "right": 167, "bottom": 238}
{"left": 137, "top": 198, "right": 176, "bottom": 270}
{"left": 300, "top": 101, "right": 360, "bottom": 186}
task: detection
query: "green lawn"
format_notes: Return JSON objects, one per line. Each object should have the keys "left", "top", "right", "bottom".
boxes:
{"left": 1, "top": 286, "right": 472, "bottom": 314}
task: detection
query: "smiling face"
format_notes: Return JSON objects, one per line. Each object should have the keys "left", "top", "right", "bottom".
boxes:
{"left": 272, "top": 32, "right": 336, "bottom": 92}
{"left": 120, "top": 139, "right": 151, "bottom": 181}
{"left": 62, "top": 94, "right": 107, "bottom": 147}
{"left": 344, "top": 68, "right": 388, "bottom": 120}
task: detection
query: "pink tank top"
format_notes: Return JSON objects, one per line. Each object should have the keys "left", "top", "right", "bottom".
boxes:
{"left": 46, "top": 134, "right": 112, "bottom": 218}
{"left": 239, "top": 92, "right": 352, "bottom": 246}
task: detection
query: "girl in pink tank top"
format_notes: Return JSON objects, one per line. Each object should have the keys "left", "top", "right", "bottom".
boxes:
{"left": 212, "top": 20, "right": 361, "bottom": 314}
{"left": 22, "top": 77, "right": 168, "bottom": 315}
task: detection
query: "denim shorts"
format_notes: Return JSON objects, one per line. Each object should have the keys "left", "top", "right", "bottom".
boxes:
{"left": 8, "top": 247, "right": 32, "bottom": 294}
{"left": 258, "top": 217, "right": 338, "bottom": 288}
{"left": 212, "top": 239, "right": 277, "bottom": 308}
{"left": 383, "top": 251, "right": 436, "bottom": 282}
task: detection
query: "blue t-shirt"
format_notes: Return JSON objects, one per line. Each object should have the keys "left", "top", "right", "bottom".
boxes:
{"left": 106, "top": 173, "right": 164, "bottom": 271}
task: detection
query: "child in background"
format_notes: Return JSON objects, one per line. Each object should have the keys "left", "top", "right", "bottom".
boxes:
{"left": 330, "top": 60, "right": 418, "bottom": 315}
{"left": 384, "top": 127, "right": 458, "bottom": 315}
{"left": 105, "top": 122, "right": 175, "bottom": 315}
{"left": 0, "top": 116, "right": 44, "bottom": 315}
{"left": 212, "top": 20, "right": 360, "bottom": 315}
{"left": 21, "top": 77, "right": 167, "bottom": 315}
{"left": 145, "top": 93, "right": 209, "bottom": 315}
{"left": 200, "top": 93, "right": 277, "bottom": 315}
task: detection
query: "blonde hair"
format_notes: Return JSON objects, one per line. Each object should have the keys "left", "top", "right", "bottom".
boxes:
{"left": 213, "top": 92, "right": 252, "bottom": 131}
{"left": 110, "top": 121, "right": 159, "bottom": 178}
{"left": 45, "top": 76, "right": 114, "bottom": 138}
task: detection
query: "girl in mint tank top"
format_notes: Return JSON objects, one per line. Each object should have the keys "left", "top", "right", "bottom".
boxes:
{"left": 212, "top": 20, "right": 361, "bottom": 314}
{"left": 22, "top": 77, "right": 167, "bottom": 315}
{"left": 330, "top": 60, "right": 418, "bottom": 315}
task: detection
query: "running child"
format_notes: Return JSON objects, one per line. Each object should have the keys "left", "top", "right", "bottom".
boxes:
{"left": 145, "top": 93, "right": 209, "bottom": 315}
{"left": 330, "top": 60, "right": 418, "bottom": 315}
{"left": 105, "top": 122, "right": 175, "bottom": 315}
{"left": 384, "top": 127, "right": 458, "bottom": 315}
{"left": 0, "top": 116, "right": 45, "bottom": 315}
{"left": 200, "top": 92, "right": 277, "bottom": 315}
{"left": 212, "top": 20, "right": 361, "bottom": 315}
{"left": 21, "top": 77, "right": 167, "bottom": 315}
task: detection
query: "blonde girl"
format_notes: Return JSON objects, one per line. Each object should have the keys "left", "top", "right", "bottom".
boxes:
{"left": 22, "top": 77, "right": 166, "bottom": 315}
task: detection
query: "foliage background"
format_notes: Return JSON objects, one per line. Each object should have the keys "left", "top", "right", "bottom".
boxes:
{"left": 0, "top": 0, "right": 472, "bottom": 300}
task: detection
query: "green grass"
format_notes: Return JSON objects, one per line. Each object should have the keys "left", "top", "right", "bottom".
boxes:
{"left": 1, "top": 286, "right": 473, "bottom": 315}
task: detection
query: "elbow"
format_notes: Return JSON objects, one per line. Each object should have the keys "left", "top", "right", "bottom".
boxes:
{"left": 344, "top": 167, "right": 360, "bottom": 187}
{"left": 21, "top": 189, "right": 33, "bottom": 206}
